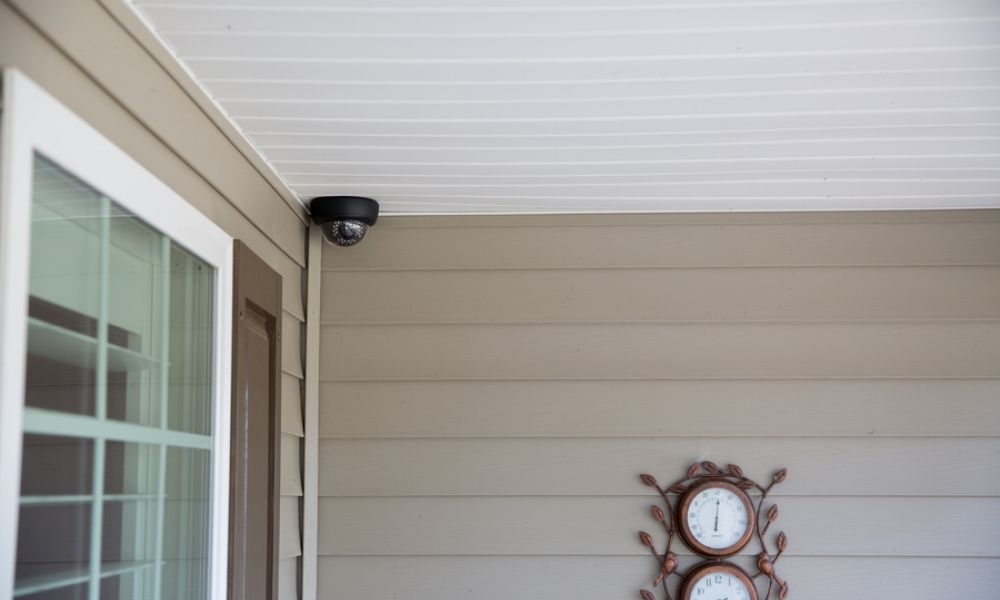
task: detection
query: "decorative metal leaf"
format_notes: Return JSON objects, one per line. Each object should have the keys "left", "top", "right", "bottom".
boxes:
{"left": 779, "top": 581, "right": 790, "bottom": 600}
{"left": 686, "top": 463, "right": 700, "bottom": 478}
{"left": 767, "top": 504, "right": 779, "bottom": 523}
{"left": 701, "top": 461, "right": 720, "bottom": 474}
{"left": 727, "top": 463, "right": 744, "bottom": 477}
{"left": 737, "top": 480, "right": 755, "bottom": 490}
{"left": 639, "top": 531, "right": 654, "bottom": 547}
{"left": 773, "top": 468, "right": 788, "bottom": 483}
{"left": 650, "top": 505, "right": 665, "bottom": 522}
{"left": 663, "top": 552, "right": 678, "bottom": 574}
{"left": 777, "top": 531, "right": 788, "bottom": 552}
{"left": 640, "top": 474, "right": 658, "bottom": 487}
{"left": 756, "top": 552, "right": 773, "bottom": 576}
{"left": 667, "top": 483, "right": 688, "bottom": 494}
{"left": 640, "top": 589, "right": 656, "bottom": 600}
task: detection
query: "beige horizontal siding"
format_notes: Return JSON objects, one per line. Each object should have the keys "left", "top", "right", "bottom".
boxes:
{"left": 322, "top": 322, "right": 1000, "bottom": 380}
{"left": 318, "top": 496, "right": 1000, "bottom": 557}
{"left": 282, "top": 373, "right": 304, "bottom": 437}
{"left": 319, "top": 380, "right": 1000, "bottom": 437}
{"left": 279, "top": 314, "right": 304, "bottom": 600}
{"left": 279, "top": 315, "right": 304, "bottom": 599}
{"left": 281, "top": 434, "right": 303, "bottom": 497}
{"left": 279, "top": 557, "right": 299, "bottom": 600}
{"left": 322, "top": 266, "right": 1000, "bottom": 323}
{"left": 283, "top": 270, "right": 305, "bottom": 322}
{"left": 317, "top": 556, "right": 1000, "bottom": 600}
{"left": 324, "top": 214, "right": 1000, "bottom": 270}
{"left": 318, "top": 211, "right": 1000, "bottom": 600}
{"left": 280, "top": 496, "right": 302, "bottom": 560}
{"left": 279, "top": 314, "right": 304, "bottom": 599}
{"left": 317, "top": 437, "right": 1000, "bottom": 497}
{"left": 282, "top": 312, "right": 304, "bottom": 378}
{"left": 280, "top": 370, "right": 304, "bottom": 600}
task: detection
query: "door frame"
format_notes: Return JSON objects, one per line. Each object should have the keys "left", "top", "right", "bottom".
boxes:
{"left": 0, "top": 69, "right": 234, "bottom": 599}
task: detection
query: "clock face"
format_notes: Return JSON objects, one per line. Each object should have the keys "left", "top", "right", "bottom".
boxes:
{"left": 678, "top": 480, "right": 754, "bottom": 556}
{"left": 688, "top": 570, "right": 752, "bottom": 600}
{"left": 686, "top": 487, "right": 749, "bottom": 549}
{"left": 680, "top": 563, "right": 758, "bottom": 600}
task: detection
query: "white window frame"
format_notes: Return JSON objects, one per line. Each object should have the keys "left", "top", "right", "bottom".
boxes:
{"left": 0, "top": 69, "right": 233, "bottom": 599}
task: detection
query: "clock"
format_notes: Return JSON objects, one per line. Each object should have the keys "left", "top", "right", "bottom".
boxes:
{"left": 677, "top": 478, "right": 754, "bottom": 557}
{"left": 680, "top": 561, "right": 758, "bottom": 600}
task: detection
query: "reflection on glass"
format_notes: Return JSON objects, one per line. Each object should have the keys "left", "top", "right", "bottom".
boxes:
{"left": 168, "top": 245, "right": 214, "bottom": 435}
{"left": 101, "top": 499, "right": 157, "bottom": 599}
{"left": 19, "top": 435, "right": 93, "bottom": 497}
{"left": 161, "top": 447, "right": 211, "bottom": 600}
{"left": 15, "top": 503, "right": 91, "bottom": 592}
{"left": 19, "top": 582, "right": 88, "bottom": 600}
{"left": 103, "top": 441, "right": 158, "bottom": 497}
{"left": 102, "top": 571, "right": 149, "bottom": 600}
{"left": 101, "top": 443, "right": 160, "bottom": 599}
{"left": 106, "top": 207, "right": 167, "bottom": 428}
{"left": 16, "top": 155, "right": 218, "bottom": 600}
{"left": 26, "top": 158, "right": 103, "bottom": 416}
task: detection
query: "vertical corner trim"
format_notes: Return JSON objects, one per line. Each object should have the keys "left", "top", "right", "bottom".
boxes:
{"left": 301, "top": 226, "right": 322, "bottom": 600}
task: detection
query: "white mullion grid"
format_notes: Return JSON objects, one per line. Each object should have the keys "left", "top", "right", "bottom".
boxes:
{"left": 20, "top": 494, "right": 158, "bottom": 506}
{"left": 179, "top": 266, "right": 194, "bottom": 594}
{"left": 21, "top": 410, "right": 211, "bottom": 449}
{"left": 127, "top": 228, "right": 162, "bottom": 599}
{"left": 87, "top": 196, "right": 111, "bottom": 600}
{"left": 153, "top": 235, "right": 171, "bottom": 600}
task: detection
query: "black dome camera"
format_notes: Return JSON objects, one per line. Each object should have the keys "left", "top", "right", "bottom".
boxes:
{"left": 309, "top": 196, "right": 379, "bottom": 247}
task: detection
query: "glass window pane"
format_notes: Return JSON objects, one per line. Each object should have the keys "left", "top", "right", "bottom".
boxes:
{"left": 28, "top": 158, "right": 104, "bottom": 320}
{"left": 101, "top": 499, "right": 157, "bottom": 562}
{"left": 18, "top": 581, "right": 88, "bottom": 600}
{"left": 106, "top": 209, "right": 167, "bottom": 428}
{"left": 101, "top": 445, "right": 159, "bottom": 596}
{"left": 167, "top": 246, "right": 215, "bottom": 435}
{"left": 16, "top": 435, "right": 93, "bottom": 595}
{"left": 17, "top": 153, "right": 219, "bottom": 600}
{"left": 19, "top": 435, "right": 92, "bottom": 497}
{"left": 14, "top": 503, "right": 91, "bottom": 591}
{"left": 161, "top": 447, "right": 211, "bottom": 600}
{"left": 103, "top": 441, "right": 158, "bottom": 497}
{"left": 101, "top": 569, "right": 154, "bottom": 600}
{"left": 26, "top": 157, "right": 103, "bottom": 416}
{"left": 102, "top": 498, "right": 157, "bottom": 600}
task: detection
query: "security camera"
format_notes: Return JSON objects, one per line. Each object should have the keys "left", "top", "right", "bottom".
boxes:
{"left": 309, "top": 196, "right": 379, "bottom": 247}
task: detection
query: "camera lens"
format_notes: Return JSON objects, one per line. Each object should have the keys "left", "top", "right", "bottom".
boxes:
{"left": 321, "top": 219, "right": 369, "bottom": 247}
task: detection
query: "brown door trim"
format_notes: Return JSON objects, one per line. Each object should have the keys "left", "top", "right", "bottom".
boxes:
{"left": 229, "top": 240, "right": 282, "bottom": 600}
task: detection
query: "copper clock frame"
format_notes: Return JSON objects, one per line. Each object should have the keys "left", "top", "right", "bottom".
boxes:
{"left": 677, "top": 479, "right": 755, "bottom": 558}
{"left": 636, "top": 462, "right": 790, "bottom": 600}
{"left": 680, "top": 561, "right": 759, "bottom": 600}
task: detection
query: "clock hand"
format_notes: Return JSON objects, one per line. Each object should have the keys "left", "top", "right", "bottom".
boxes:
{"left": 714, "top": 499, "right": 720, "bottom": 532}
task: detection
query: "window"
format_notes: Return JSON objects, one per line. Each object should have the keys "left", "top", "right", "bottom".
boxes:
{"left": 0, "top": 71, "right": 233, "bottom": 599}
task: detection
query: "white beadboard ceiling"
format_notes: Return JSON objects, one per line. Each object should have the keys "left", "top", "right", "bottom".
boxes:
{"left": 128, "top": 0, "right": 1000, "bottom": 215}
